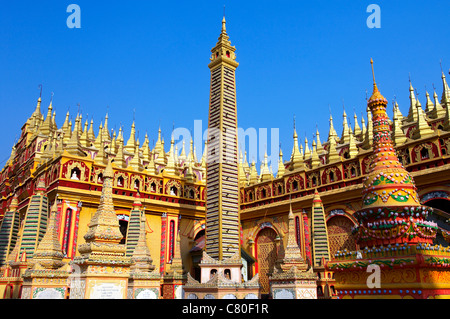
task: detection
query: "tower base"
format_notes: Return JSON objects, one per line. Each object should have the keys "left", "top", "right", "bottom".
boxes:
{"left": 128, "top": 271, "right": 161, "bottom": 299}
{"left": 269, "top": 266, "right": 318, "bottom": 299}
{"left": 183, "top": 251, "right": 260, "bottom": 299}
{"left": 21, "top": 265, "right": 71, "bottom": 299}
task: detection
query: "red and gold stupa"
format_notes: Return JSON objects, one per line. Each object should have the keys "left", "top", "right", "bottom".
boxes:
{"left": 326, "top": 60, "right": 450, "bottom": 299}
{"left": 356, "top": 60, "right": 436, "bottom": 248}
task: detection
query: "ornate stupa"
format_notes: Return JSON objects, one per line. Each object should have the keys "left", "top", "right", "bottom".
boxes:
{"left": 70, "top": 159, "right": 131, "bottom": 299}
{"left": 354, "top": 60, "right": 436, "bottom": 248}
{"left": 326, "top": 60, "right": 450, "bottom": 299}
{"left": 21, "top": 201, "right": 71, "bottom": 299}
{"left": 127, "top": 198, "right": 161, "bottom": 299}
{"left": 268, "top": 202, "right": 318, "bottom": 299}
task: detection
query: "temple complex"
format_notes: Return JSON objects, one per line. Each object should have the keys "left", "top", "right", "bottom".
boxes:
{"left": 0, "top": 17, "right": 449, "bottom": 299}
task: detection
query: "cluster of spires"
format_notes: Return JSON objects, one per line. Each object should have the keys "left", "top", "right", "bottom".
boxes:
{"left": 1, "top": 160, "right": 161, "bottom": 278}
{"left": 10, "top": 96, "right": 210, "bottom": 184}
{"left": 238, "top": 66, "right": 450, "bottom": 186}
{"left": 4, "top": 65, "right": 450, "bottom": 189}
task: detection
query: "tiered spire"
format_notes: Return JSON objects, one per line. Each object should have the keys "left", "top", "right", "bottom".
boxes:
{"left": 273, "top": 202, "right": 308, "bottom": 272}
{"left": 340, "top": 109, "right": 350, "bottom": 144}
{"left": 441, "top": 69, "right": 450, "bottom": 107}
{"left": 353, "top": 113, "right": 362, "bottom": 137}
{"left": 327, "top": 132, "right": 340, "bottom": 163}
{"left": 392, "top": 102, "right": 407, "bottom": 145}
{"left": 310, "top": 191, "right": 331, "bottom": 267}
{"left": 290, "top": 128, "right": 304, "bottom": 170}
{"left": 412, "top": 96, "right": 434, "bottom": 139}
{"left": 65, "top": 114, "right": 85, "bottom": 157}
{"left": 38, "top": 99, "right": 54, "bottom": 137}
{"left": 130, "top": 210, "right": 156, "bottom": 273}
{"left": 353, "top": 59, "right": 436, "bottom": 247}
{"left": 260, "top": 151, "right": 272, "bottom": 182}
{"left": 164, "top": 135, "right": 177, "bottom": 176}
{"left": 74, "top": 160, "right": 129, "bottom": 264}
{"left": 124, "top": 121, "right": 137, "bottom": 154}
{"left": 0, "top": 194, "right": 20, "bottom": 266}
{"left": 166, "top": 228, "right": 185, "bottom": 276}
{"left": 276, "top": 148, "right": 285, "bottom": 178}
{"left": 407, "top": 80, "right": 418, "bottom": 122}
{"left": 328, "top": 113, "right": 339, "bottom": 142}
{"left": 431, "top": 89, "right": 446, "bottom": 119}
{"left": 129, "top": 139, "right": 143, "bottom": 171}
{"left": 28, "top": 201, "right": 66, "bottom": 270}
{"left": 16, "top": 177, "right": 49, "bottom": 260}
{"left": 347, "top": 125, "right": 358, "bottom": 158}
{"left": 310, "top": 139, "right": 320, "bottom": 168}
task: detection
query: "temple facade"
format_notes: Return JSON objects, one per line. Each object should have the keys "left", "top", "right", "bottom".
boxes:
{"left": 0, "top": 18, "right": 449, "bottom": 299}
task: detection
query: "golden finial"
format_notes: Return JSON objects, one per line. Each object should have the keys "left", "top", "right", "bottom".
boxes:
{"left": 222, "top": 6, "right": 226, "bottom": 33}
{"left": 370, "top": 58, "right": 376, "bottom": 86}
{"left": 368, "top": 58, "right": 386, "bottom": 103}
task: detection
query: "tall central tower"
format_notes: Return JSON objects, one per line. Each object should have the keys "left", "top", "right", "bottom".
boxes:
{"left": 184, "top": 18, "right": 260, "bottom": 299}
{"left": 205, "top": 17, "right": 240, "bottom": 261}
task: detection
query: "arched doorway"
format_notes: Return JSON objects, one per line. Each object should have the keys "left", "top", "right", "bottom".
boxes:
{"left": 422, "top": 198, "right": 450, "bottom": 247}
{"left": 118, "top": 219, "right": 128, "bottom": 245}
{"left": 190, "top": 229, "right": 205, "bottom": 281}
{"left": 424, "top": 198, "right": 450, "bottom": 214}
{"left": 326, "top": 215, "right": 358, "bottom": 257}
{"left": 256, "top": 227, "right": 278, "bottom": 296}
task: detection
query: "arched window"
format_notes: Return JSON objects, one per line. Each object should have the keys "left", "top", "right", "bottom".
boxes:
{"left": 261, "top": 188, "right": 266, "bottom": 198}
{"left": 292, "top": 180, "right": 298, "bottom": 191}
{"left": 189, "top": 189, "right": 195, "bottom": 199}
{"left": 210, "top": 269, "right": 217, "bottom": 279}
{"left": 224, "top": 269, "right": 231, "bottom": 280}
{"left": 170, "top": 186, "right": 178, "bottom": 196}
{"left": 420, "top": 147, "right": 429, "bottom": 160}
{"left": 134, "top": 179, "right": 140, "bottom": 190}
{"left": 329, "top": 171, "right": 335, "bottom": 182}
{"left": 151, "top": 182, "right": 157, "bottom": 192}
{"left": 295, "top": 216, "right": 301, "bottom": 248}
{"left": 62, "top": 208, "right": 72, "bottom": 256}
{"left": 97, "top": 173, "right": 103, "bottom": 184}
{"left": 119, "top": 219, "right": 128, "bottom": 245}
{"left": 312, "top": 176, "right": 317, "bottom": 187}
{"left": 70, "top": 167, "right": 81, "bottom": 180}
{"left": 278, "top": 185, "right": 283, "bottom": 195}
{"left": 317, "top": 286, "right": 323, "bottom": 296}
{"left": 350, "top": 166, "right": 356, "bottom": 177}
{"left": 117, "top": 176, "right": 124, "bottom": 187}
{"left": 169, "top": 220, "right": 175, "bottom": 263}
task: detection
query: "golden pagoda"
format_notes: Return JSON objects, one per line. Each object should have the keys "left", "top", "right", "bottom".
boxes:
{"left": 0, "top": 16, "right": 449, "bottom": 301}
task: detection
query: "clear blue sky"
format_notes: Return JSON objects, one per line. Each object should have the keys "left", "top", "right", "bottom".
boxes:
{"left": 0, "top": 1, "right": 449, "bottom": 171}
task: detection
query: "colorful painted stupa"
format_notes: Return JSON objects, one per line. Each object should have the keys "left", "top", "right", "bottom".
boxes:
{"left": 326, "top": 60, "right": 450, "bottom": 299}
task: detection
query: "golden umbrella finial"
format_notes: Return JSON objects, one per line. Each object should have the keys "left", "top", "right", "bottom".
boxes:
{"left": 370, "top": 58, "right": 376, "bottom": 86}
